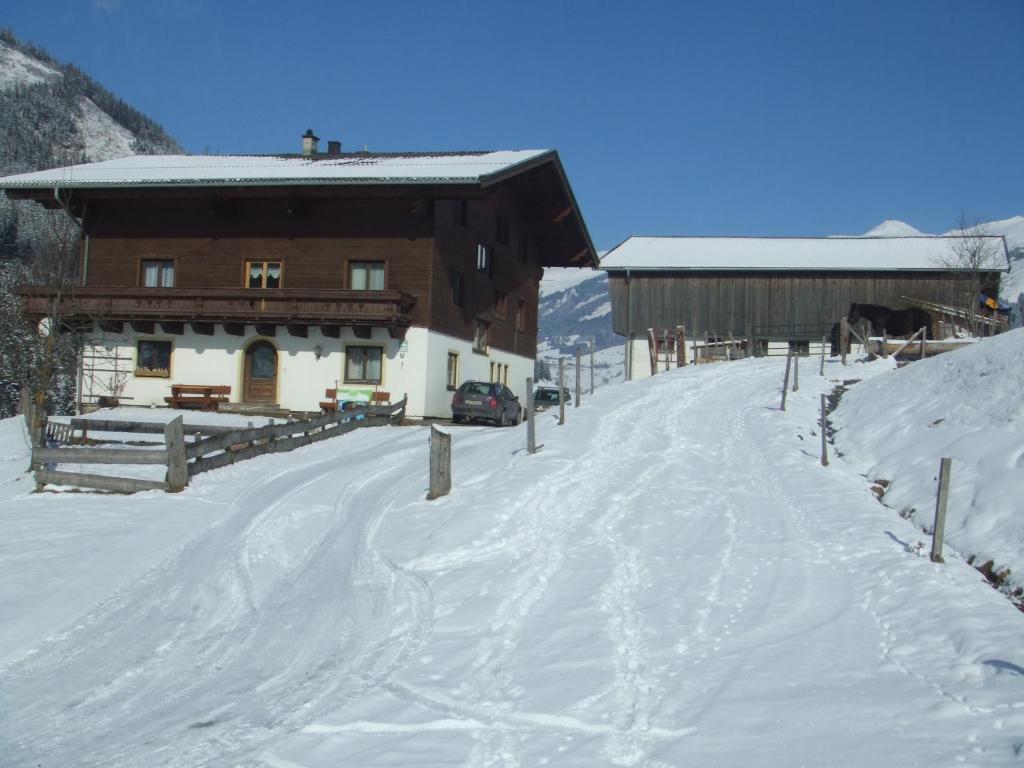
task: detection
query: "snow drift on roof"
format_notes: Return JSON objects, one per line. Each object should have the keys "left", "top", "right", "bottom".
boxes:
{"left": 0, "top": 150, "right": 551, "bottom": 188}
{"left": 599, "top": 236, "right": 1009, "bottom": 272}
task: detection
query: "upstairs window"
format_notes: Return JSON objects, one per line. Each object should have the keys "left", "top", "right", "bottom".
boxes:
{"left": 473, "top": 320, "right": 489, "bottom": 353}
{"left": 345, "top": 345, "right": 383, "bottom": 384}
{"left": 246, "top": 260, "right": 282, "bottom": 288}
{"left": 477, "top": 243, "right": 492, "bottom": 276}
{"left": 141, "top": 259, "right": 174, "bottom": 287}
{"left": 496, "top": 216, "right": 509, "bottom": 246}
{"left": 350, "top": 261, "right": 385, "bottom": 290}
{"left": 451, "top": 270, "right": 464, "bottom": 308}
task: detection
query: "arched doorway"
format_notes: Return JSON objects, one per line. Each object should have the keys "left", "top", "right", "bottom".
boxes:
{"left": 243, "top": 340, "right": 278, "bottom": 404}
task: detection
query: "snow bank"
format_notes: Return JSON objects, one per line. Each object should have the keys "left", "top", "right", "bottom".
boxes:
{"left": 834, "top": 329, "right": 1024, "bottom": 585}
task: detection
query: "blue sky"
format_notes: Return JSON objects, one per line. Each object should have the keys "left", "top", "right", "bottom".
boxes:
{"left": 3, "top": 0, "right": 1022, "bottom": 249}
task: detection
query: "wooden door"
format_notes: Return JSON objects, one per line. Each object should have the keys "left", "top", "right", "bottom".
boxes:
{"left": 243, "top": 341, "right": 278, "bottom": 404}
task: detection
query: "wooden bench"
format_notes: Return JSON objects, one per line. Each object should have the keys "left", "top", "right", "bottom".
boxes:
{"left": 164, "top": 384, "right": 231, "bottom": 411}
{"left": 370, "top": 390, "right": 391, "bottom": 406}
{"left": 320, "top": 388, "right": 339, "bottom": 414}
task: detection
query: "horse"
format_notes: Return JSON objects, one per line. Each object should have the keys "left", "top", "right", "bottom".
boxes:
{"left": 847, "top": 303, "right": 932, "bottom": 340}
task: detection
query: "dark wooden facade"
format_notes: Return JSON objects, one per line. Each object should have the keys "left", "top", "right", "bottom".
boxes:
{"left": 12, "top": 154, "right": 594, "bottom": 359}
{"left": 607, "top": 270, "right": 996, "bottom": 340}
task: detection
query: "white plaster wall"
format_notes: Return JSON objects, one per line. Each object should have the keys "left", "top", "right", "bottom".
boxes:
{"left": 83, "top": 325, "right": 409, "bottom": 413}
{"left": 80, "top": 324, "right": 535, "bottom": 419}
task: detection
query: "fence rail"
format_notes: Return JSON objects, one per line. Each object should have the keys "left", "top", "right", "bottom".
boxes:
{"left": 31, "top": 396, "right": 407, "bottom": 494}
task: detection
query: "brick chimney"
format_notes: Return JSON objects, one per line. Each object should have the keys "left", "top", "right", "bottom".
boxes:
{"left": 301, "top": 128, "right": 319, "bottom": 157}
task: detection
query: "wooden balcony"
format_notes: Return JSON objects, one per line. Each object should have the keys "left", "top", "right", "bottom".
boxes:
{"left": 17, "top": 286, "right": 417, "bottom": 334}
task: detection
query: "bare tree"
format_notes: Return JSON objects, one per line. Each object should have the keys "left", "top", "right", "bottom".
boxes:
{"left": 938, "top": 212, "right": 1008, "bottom": 336}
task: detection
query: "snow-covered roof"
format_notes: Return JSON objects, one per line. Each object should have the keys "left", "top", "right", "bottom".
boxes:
{"left": 599, "top": 235, "right": 1009, "bottom": 272}
{"left": 0, "top": 150, "right": 552, "bottom": 189}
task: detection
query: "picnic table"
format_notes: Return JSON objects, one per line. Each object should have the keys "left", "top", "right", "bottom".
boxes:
{"left": 164, "top": 384, "right": 231, "bottom": 411}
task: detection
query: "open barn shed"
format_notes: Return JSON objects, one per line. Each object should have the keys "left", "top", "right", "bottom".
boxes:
{"left": 600, "top": 235, "right": 1008, "bottom": 379}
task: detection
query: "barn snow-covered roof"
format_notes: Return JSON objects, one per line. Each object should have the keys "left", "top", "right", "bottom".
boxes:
{"left": 599, "top": 236, "right": 1010, "bottom": 272}
{"left": 0, "top": 150, "right": 552, "bottom": 189}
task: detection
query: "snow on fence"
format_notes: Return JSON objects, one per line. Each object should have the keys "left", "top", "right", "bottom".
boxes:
{"left": 31, "top": 396, "right": 407, "bottom": 494}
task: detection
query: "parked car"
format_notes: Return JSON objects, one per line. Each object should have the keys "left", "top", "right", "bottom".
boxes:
{"left": 451, "top": 381, "right": 522, "bottom": 426}
{"left": 533, "top": 386, "right": 570, "bottom": 409}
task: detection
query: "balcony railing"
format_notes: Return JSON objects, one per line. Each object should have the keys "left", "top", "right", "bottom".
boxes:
{"left": 17, "top": 286, "right": 417, "bottom": 328}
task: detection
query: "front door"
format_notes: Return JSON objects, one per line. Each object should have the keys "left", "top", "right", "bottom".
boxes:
{"left": 243, "top": 341, "right": 278, "bottom": 404}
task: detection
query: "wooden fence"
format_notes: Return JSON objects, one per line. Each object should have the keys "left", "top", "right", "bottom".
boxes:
{"left": 32, "top": 397, "right": 407, "bottom": 494}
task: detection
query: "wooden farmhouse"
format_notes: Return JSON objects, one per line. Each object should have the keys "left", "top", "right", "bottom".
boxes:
{"left": 600, "top": 235, "right": 1009, "bottom": 379}
{"left": 0, "top": 135, "right": 595, "bottom": 418}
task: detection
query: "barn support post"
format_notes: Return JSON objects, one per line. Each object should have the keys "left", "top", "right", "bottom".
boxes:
{"left": 882, "top": 330, "right": 889, "bottom": 358}
{"left": 930, "top": 457, "right": 952, "bottom": 563}
{"left": 676, "top": 326, "right": 687, "bottom": 366}
{"left": 820, "top": 394, "right": 829, "bottom": 467}
{"left": 819, "top": 335, "right": 826, "bottom": 376}
{"left": 780, "top": 352, "right": 793, "bottom": 411}
{"left": 920, "top": 326, "right": 927, "bottom": 360}
{"left": 745, "top": 320, "right": 753, "bottom": 357}
{"left": 792, "top": 349, "right": 799, "bottom": 392}
{"left": 558, "top": 358, "right": 565, "bottom": 426}
{"left": 647, "top": 328, "right": 658, "bottom": 375}
{"left": 427, "top": 425, "right": 452, "bottom": 501}
{"left": 526, "top": 377, "right": 538, "bottom": 454}
{"left": 840, "top": 317, "right": 849, "bottom": 366}
{"left": 624, "top": 336, "right": 630, "bottom": 381}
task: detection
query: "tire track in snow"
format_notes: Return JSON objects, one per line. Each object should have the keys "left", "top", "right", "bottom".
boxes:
{"left": 0, "top": 431, "right": 430, "bottom": 768}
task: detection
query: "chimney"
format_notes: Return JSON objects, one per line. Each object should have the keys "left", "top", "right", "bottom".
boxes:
{"left": 301, "top": 128, "right": 319, "bottom": 157}
{"left": 327, "top": 140, "right": 342, "bottom": 155}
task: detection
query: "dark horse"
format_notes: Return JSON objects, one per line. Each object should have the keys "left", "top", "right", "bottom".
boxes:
{"left": 847, "top": 303, "right": 932, "bottom": 338}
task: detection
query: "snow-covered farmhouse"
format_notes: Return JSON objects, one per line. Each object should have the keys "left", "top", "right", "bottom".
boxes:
{"left": 601, "top": 235, "right": 1009, "bottom": 379}
{"left": 0, "top": 136, "right": 596, "bottom": 418}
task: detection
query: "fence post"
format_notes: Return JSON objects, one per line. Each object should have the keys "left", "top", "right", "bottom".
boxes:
{"left": 930, "top": 458, "right": 952, "bottom": 563}
{"left": 590, "top": 340, "right": 595, "bottom": 394}
{"left": 820, "top": 394, "right": 829, "bottom": 467}
{"left": 164, "top": 415, "right": 188, "bottom": 492}
{"left": 558, "top": 358, "right": 565, "bottom": 426}
{"left": 882, "top": 330, "right": 888, "bottom": 358}
{"left": 780, "top": 351, "right": 792, "bottom": 411}
{"left": 792, "top": 349, "right": 799, "bottom": 392}
{"left": 840, "top": 317, "right": 849, "bottom": 366}
{"left": 819, "top": 335, "right": 826, "bottom": 376}
{"left": 677, "top": 325, "right": 687, "bottom": 366}
{"left": 526, "top": 377, "right": 538, "bottom": 454}
{"left": 427, "top": 425, "right": 452, "bottom": 500}
{"left": 575, "top": 347, "right": 581, "bottom": 408}
{"left": 920, "top": 326, "right": 926, "bottom": 360}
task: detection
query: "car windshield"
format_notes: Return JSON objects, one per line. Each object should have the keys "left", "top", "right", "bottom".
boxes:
{"left": 459, "top": 382, "right": 493, "bottom": 396}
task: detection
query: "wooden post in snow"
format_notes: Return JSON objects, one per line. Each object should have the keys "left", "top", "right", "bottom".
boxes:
{"left": 930, "top": 458, "right": 952, "bottom": 563}
{"left": 647, "top": 328, "right": 658, "bottom": 375}
{"left": 920, "top": 326, "right": 927, "bottom": 360}
{"left": 427, "top": 425, "right": 452, "bottom": 500}
{"left": 164, "top": 415, "right": 188, "bottom": 492}
{"left": 780, "top": 351, "right": 793, "bottom": 411}
{"left": 526, "top": 377, "right": 538, "bottom": 454}
{"left": 558, "top": 358, "right": 565, "bottom": 426}
{"left": 840, "top": 317, "right": 849, "bottom": 366}
{"left": 575, "top": 347, "right": 582, "bottom": 407}
{"left": 677, "top": 325, "right": 687, "bottom": 366}
{"left": 819, "top": 335, "right": 826, "bottom": 376}
{"left": 792, "top": 349, "right": 799, "bottom": 392}
{"left": 882, "top": 329, "right": 889, "bottom": 358}
{"left": 820, "top": 394, "right": 829, "bottom": 467}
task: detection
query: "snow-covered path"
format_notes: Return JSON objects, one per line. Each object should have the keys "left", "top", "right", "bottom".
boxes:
{"left": 2, "top": 355, "right": 1022, "bottom": 766}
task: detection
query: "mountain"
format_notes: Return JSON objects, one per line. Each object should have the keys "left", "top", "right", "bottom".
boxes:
{"left": 862, "top": 219, "right": 924, "bottom": 237}
{"left": 0, "top": 29, "right": 182, "bottom": 258}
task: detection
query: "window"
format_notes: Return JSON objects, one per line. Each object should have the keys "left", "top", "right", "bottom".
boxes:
{"left": 349, "top": 261, "right": 385, "bottom": 290}
{"left": 246, "top": 260, "right": 282, "bottom": 288}
{"left": 345, "top": 345, "right": 383, "bottom": 384}
{"left": 495, "top": 291, "right": 508, "bottom": 318}
{"left": 476, "top": 243, "right": 492, "bottom": 276}
{"left": 491, "top": 362, "right": 509, "bottom": 384}
{"left": 496, "top": 216, "right": 509, "bottom": 246}
{"left": 141, "top": 259, "right": 174, "bottom": 287}
{"left": 516, "top": 299, "right": 526, "bottom": 331}
{"left": 446, "top": 352, "right": 459, "bottom": 390}
{"left": 473, "top": 320, "right": 489, "bottom": 353}
{"left": 451, "top": 270, "right": 464, "bottom": 308}
{"left": 135, "top": 339, "right": 171, "bottom": 377}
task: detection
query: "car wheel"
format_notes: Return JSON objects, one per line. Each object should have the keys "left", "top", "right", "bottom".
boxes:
{"left": 452, "top": 414, "right": 463, "bottom": 424}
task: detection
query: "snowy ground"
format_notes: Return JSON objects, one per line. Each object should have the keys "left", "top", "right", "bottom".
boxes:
{"left": 2, "top": 341, "right": 1023, "bottom": 767}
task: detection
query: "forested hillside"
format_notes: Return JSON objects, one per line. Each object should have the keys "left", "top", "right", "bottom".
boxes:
{"left": 0, "top": 29, "right": 182, "bottom": 417}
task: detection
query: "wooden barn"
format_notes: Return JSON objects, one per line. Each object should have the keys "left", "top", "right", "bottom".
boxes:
{"left": 600, "top": 235, "right": 1009, "bottom": 379}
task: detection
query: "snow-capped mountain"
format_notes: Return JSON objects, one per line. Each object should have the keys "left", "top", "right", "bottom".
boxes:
{"left": 862, "top": 219, "right": 925, "bottom": 237}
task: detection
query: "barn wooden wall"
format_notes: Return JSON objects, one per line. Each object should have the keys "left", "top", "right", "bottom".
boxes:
{"left": 608, "top": 271, "right": 985, "bottom": 338}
